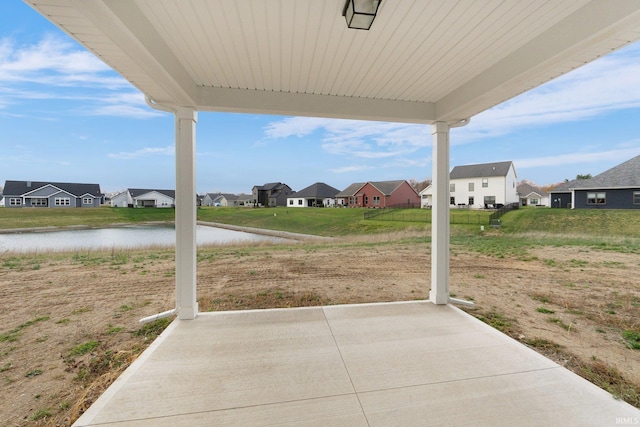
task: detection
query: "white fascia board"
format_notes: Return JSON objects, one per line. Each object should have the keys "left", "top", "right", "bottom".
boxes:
{"left": 571, "top": 186, "right": 639, "bottom": 191}
{"left": 197, "top": 87, "right": 436, "bottom": 124}
{"left": 74, "top": 0, "right": 197, "bottom": 106}
{"left": 22, "top": 184, "right": 63, "bottom": 197}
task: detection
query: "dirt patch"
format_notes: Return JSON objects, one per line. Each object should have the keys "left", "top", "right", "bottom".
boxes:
{"left": 1, "top": 237, "right": 639, "bottom": 425}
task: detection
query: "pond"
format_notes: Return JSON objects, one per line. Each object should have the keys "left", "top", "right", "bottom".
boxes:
{"left": 0, "top": 225, "right": 286, "bottom": 253}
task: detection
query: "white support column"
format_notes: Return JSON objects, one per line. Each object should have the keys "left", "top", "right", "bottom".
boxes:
{"left": 429, "top": 121, "right": 450, "bottom": 304}
{"left": 175, "top": 107, "right": 198, "bottom": 320}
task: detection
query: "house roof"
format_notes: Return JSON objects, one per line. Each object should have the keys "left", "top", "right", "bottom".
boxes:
{"left": 3, "top": 180, "right": 102, "bottom": 197}
{"left": 291, "top": 182, "right": 340, "bottom": 199}
{"left": 368, "top": 180, "right": 409, "bottom": 195}
{"left": 24, "top": 1, "right": 640, "bottom": 125}
{"left": 128, "top": 188, "right": 176, "bottom": 199}
{"left": 517, "top": 182, "right": 548, "bottom": 198}
{"left": 549, "top": 180, "right": 577, "bottom": 193}
{"left": 218, "top": 193, "right": 240, "bottom": 201}
{"left": 450, "top": 161, "right": 514, "bottom": 180}
{"left": 336, "top": 182, "right": 366, "bottom": 198}
{"left": 568, "top": 154, "right": 640, "bottom": 189}
{"left": 254, "top": 183, "right": 288, "bottom": 191}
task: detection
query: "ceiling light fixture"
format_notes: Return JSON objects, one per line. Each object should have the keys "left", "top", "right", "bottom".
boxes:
{"left": 343, "top": 0, "right": 381, "bottom": 30}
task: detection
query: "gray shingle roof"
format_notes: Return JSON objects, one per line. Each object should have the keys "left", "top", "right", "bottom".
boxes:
{"left": 3, "top": 180, "right": 102, "bottom": 197}
{"left": 369, "top": 180, "right": 407, "bottom": 195}
{"left": 517, "top": 182, "right": 548, "bottom": 197}
{"left": 450, "top": 161, "right": 514, "bottom": 179}
{"left": 336, "top": 182, "right": 365, "bottom": 197}
{"left": 568, "top": 155, "right": 640, "bottom": 189}
{"left": 129, "top": 188, "right": 175, "bottom": 199}
{"left": 549, "top": 180, "right": 578, "bottom": 193}
{"left": 293, "top": 182, "right": 340, "bottom": 199}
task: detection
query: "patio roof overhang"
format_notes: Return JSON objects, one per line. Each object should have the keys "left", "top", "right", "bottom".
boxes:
{"left": 24, "top": 0, "right": 640, "bottom": 124}
{"left": 23, "top": 0, "right": 640, "bottom": 319}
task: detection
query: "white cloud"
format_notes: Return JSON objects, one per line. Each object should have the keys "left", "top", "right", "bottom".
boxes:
{"left": 514, "top": 146, "right": 640, "bottom": 170}
{"left": 108, "top": 146, "right": 174, "bottom": 160}
{"left": 0, "top": 35, "right": 152, "bottom": 118}
{"left": 328, "top": 165, "right": 374, "bottom": 174}
{"left": 454, "top": 44, "right": 640, "bottom": 144}
{"left": 265, "top": 116, "right": 429, "bottom": 159}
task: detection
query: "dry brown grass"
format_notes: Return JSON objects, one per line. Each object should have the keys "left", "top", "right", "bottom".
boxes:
{"left": 1, "top": 237, "right": 639, "bottom": 426}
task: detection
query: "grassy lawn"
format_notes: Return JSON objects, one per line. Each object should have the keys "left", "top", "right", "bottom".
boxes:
{"left": 0, "top": 206, "right": 175, "bottom": 230}
{"left": 2, "top": 205, "right": 640, "bottom": 241}
{"left": 197, "top": 206, "right": 426, "bottom": 236}
{"left": 502, "top": 206, "right": 640, "bottom": 237}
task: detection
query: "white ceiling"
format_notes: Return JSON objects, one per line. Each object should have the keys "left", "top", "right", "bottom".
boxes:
{"left": 25, "top": 0, "right": 640, "bottom": 124}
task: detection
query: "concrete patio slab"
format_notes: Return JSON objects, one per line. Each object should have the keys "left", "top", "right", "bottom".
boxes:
{"left": 73, "top": 301, "right": 640, "bottom": 426}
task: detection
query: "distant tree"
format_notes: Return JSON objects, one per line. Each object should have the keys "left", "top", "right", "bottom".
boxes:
{"left": 408, "top": 178, "right": 431, "bottom": 193}
{"left": 576, "top": 173, "right": 592, "bottom": 180}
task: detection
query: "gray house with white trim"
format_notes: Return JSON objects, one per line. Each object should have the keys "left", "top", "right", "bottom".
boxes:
{"left": 550, "top": 155, "right": 640, "bottom": 209}
{"left": 2, "top": 180, "right": 102, "bottom": 208}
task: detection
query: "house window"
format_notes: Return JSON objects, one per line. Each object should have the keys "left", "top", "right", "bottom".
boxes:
{"left": 289, "top": 200, "right": 293, "bottom": 205}
{"left": 484, "top": 196, "right": 496, "bottom": 207}
{"left": 83, "top": 197, "right": 93, "bottom": 204}
{"left": 450, "top": 197, "right": 455, "bottom": 205}
{"left": 530, "top": 198, "right": 539, "bottom": 205}
{"left": 55, "top": 197, "right": 70, "bottom": 206}
{"left": 634, "top": 192, "right": 640, "bottom": 205}
{"left": 482, "top": 178, "right": 488, "bottom": 188}
{"left": 468, "top": 196, "right": 474, "bottom": 206}
{"left": 450, "top": 183, "right": 455, "bottom": 192}
{"left": 364, "top": 196, "right": 369, "bottom": 205}
{"left": 298, "top": 200, "right": 302, "bottom": 205}
{"left": 587, "top": 192, "right": 606, "bottom": 205}
{"left": 32, "top": 198, "right": 48, "bottom": 207}
{"left": 373, "top": 196, "right": 380, "bottom": 205}
{"left": 469, "top": 182, "right": 474, "bottom": 192}
{"left": 349, "top": 197, "right": 355, "bottom": 205}
{"left": 9, "top": 198, "right": 21, "bottom": 206}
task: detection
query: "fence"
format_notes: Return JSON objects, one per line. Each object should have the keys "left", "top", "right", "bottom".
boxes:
{"left": 363, "top": 208, "right": 491, "bottom": 225}
{"left": 489, "top": 202, "right": 520, "bottom": 221}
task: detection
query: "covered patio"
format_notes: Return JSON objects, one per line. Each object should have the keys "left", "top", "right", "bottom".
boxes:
{"left": 73, "top": 302, "right": 639, "bottom": 426}
{"left": 23, "top": 1, "right": 640, "bottom": 425}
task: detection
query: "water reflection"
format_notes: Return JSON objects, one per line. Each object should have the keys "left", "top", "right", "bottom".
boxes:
{"left": 0, "top": 225, "right": 284, "bottom": 253}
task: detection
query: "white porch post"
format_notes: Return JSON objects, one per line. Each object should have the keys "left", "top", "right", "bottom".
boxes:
{"left": 175, "top": 107, "right": 198, "bottom": 320}
{"left": 429, "top": 121, "right": 450, "bottom": 304}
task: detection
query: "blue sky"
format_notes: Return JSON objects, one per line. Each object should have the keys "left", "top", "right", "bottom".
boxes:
{"left": 2, "top": 2, "right": 640, "bottom": 195}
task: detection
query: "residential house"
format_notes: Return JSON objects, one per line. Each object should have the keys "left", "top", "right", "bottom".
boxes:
{"left": 336, "top": 180, "right": 419, "bottom": 208}
{"left": 335, "top": 182, "right": 365, "bottom": 207}
{"left": 550, "top": 155, "right": 640, "bottom": 209}
{"left": 203, "top": 193, "right": 252, "bottom": 207}
{"left": 419, "top": 185, "right": 432, "bottom": 208}
{"left": 287, "top": 182, "right": 340, "bottom": 207}
{"left": 2, "top": 180, "right": 102, "bottom": 208}
{"left": 449, "top": 161, "right": 518, "bottom": 208}
{"left": 517, "top": 182, "right": 550, "bottom": 207}
{"left": 252, "top": 183, "right": 293, "bottom": 207}
{"left": 111, "top": 188, "right": 175, "bottom": 208}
